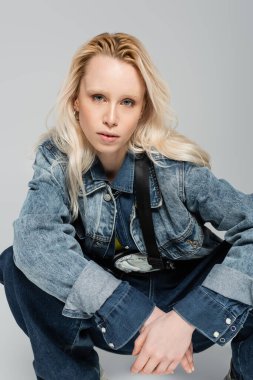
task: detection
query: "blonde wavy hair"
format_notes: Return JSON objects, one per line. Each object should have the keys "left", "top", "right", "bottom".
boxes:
{"left": 35, "top": 32, "right": 211, "bottom": 220}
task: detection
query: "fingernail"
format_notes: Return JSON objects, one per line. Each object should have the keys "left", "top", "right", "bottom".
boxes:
{"left": 191, "top": 365, "right": 195, "bottom": 371}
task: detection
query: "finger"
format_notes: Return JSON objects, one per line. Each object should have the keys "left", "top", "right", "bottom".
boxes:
{"left": 139, "top": 357, "right": 160, "bottom": 375}
{"left": 132, "top": 329, "right": 148, "bottom": 356}
{"left": 165, "top": 360, "right": 178, "bottom": 374}
{"left": 132, "top": 345, "right": 141, "bottom": 356}
{"left": 185, "top": 344, "right": 195, "bottom": 372}
{"left": 152, "top": 360, "right": 174, "bottom": 375}
{"left": 180, "top": 354, "right": 193, "bottom": 374}
{"left": 132, "top": 330, "right": 147, "bottom": 355}
{"left": 185, "top": 347, "right": 194, "bottom": 367}
{"left": 131, "top": 350, "right": 150, "bottom": 374}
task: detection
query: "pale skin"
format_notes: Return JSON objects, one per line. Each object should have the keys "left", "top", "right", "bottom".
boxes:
{"left": 131, "top": 307, "right": 195, "bottom": 375}
{"left": 74, "top": 54, "right": 196, "bottom": 375}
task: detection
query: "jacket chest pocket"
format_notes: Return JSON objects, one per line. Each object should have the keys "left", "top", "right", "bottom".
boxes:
{"left": 159, "top": 218, "right": 204, "bottom": 260}
{"left": 71, "top": 209, "right": 112, "bottom": 261}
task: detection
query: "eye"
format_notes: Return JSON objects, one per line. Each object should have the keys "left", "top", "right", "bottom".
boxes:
{"left": 121, "top": 99, "right": 135, "bottom": 107}
{"left": 92, "top": 94, "right": 105, "bottom": 102}
{"left": 91, "top": 94, "right": 135, "bottom": 107}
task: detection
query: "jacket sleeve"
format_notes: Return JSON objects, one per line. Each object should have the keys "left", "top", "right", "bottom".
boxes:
{"left": 171, "top": 162, "right": 253, "bottom": 345}
{"left": 13, "top": 144, "right": 155, "bottom": 348}
{"left": 182, "top": 161, "right": 253, "bottom": 306}
{"left": 173, "top": 284, "right": 251, "bottom": 346}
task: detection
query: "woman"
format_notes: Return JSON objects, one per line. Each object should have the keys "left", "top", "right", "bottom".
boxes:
{"left": 0, "top": 32, "right": 252, "bottom": 380}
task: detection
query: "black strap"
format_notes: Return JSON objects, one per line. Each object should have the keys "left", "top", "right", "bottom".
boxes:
{"left": 134, "top": 154, "right": 165, "bottom": 269}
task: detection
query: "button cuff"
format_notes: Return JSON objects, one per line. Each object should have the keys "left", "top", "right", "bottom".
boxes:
{"left": 226, "top": 318, "right": 232, "bottom": 325}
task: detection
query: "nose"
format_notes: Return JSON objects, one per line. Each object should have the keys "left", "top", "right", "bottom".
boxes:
{"left": 103, "top": 104, "right": 118, "bottom": 128}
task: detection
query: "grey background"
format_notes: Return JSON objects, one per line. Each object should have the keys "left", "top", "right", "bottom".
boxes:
{"left": 0, "top": 0, "right": 252, "bottom": 379}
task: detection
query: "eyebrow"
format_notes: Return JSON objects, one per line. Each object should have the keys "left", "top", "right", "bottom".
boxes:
{"left": 86, "top": 88, "right": 140, "bottom": 100}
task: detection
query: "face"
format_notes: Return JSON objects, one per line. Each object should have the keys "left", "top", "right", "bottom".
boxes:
{"left": 74, "top": 54, "right": 146, "bottom": 170}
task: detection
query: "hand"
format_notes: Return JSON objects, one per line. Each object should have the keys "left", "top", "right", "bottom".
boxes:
{"left": 140, "top": 306, "right": 166, "bottom": 332}
{"left": 131, "top": 309, "right": 195, "bottom": 375}
{"left": 138, "top": 307, "right": 195, "bottom": 374}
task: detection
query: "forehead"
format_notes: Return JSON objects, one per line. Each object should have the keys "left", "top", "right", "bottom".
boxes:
{"left": 81, "top": 55, "right": 146, "bottom": 95}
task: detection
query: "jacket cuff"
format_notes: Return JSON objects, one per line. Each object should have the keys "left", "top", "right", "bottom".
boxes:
{"left": 62, "top": 260, "right": 121, "bottom": 319}
{"left": 202, "top": 264, "right": 253, "bottom": 305}
{"left": 94, "top": 281, "right": 156, "bottom": 350}
{"left": 173, "top": 285, "right": 251, "bottom": 346}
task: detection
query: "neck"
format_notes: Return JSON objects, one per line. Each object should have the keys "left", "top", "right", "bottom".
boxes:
{"left": 96, "top": 150, "right": 127, "bottom": 181}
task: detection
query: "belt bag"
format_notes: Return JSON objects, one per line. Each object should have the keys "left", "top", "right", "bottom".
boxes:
{"left": 113, "top": 250, "right": 157, "bottom": 273}
{"left": 112, "top": 249, "right": 176, "bottom": 273}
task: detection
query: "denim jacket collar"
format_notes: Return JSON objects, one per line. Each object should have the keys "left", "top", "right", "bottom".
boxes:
{"left": 83, "top": 151, "right": 161, "bottom": 207}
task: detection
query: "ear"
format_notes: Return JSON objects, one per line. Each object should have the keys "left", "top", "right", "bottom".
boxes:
{"left": 74, "top": 98, "right": 80, "bottom": 111}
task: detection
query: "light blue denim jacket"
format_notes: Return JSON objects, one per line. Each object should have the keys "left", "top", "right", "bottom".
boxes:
{"left": 13, "top": 139, "right": 253, "bottom": 350}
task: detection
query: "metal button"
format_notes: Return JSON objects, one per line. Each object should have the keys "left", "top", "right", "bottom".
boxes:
{"left": 231, "top": 326, "right": 236, "bottom": 332}
{"left": 125, "top": 246, "right": 129, "bottom": 249}
{"left": 101, "top": 327, "right": 106, "bottom": 333}
{"left": 220, "top": 338, "right": 226, "bottom": 343}
{"left": 108, "top": 343, "right": 115, "bottom": 348}
{"left": 225, "top": 318, "right": 232, "bottom": 325}
{"left": 213, "top": 331, "right": 220, "bottom": 338}
{"left": 103, "top": 193, "right": 111, "bottom": 201}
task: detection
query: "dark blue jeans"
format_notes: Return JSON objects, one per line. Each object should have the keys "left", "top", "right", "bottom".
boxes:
{"left": 0, "top": 245, "right": 252, "bottom": 380}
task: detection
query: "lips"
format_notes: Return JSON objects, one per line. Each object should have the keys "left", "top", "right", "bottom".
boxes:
{"left": 97, "top": 131, "right": 119, "bottom": 138}
{"left": 97, "top": 132, "right": 119, "bottom": 143}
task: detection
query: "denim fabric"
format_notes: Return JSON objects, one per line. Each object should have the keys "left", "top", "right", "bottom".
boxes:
{"left": 97, "top": 241, "right": 251, "bottom": 349}
{"left": 174, "top": 286, "right": 250, "bottom": 346}
{"left": 1, "top": 246, "right": 253, "bottom": 380}
{"left": 93, "top": 161, "right": 252, "bottom": 348}
{"left": 11, "top": 139, "right": 253, "bottom": 348}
